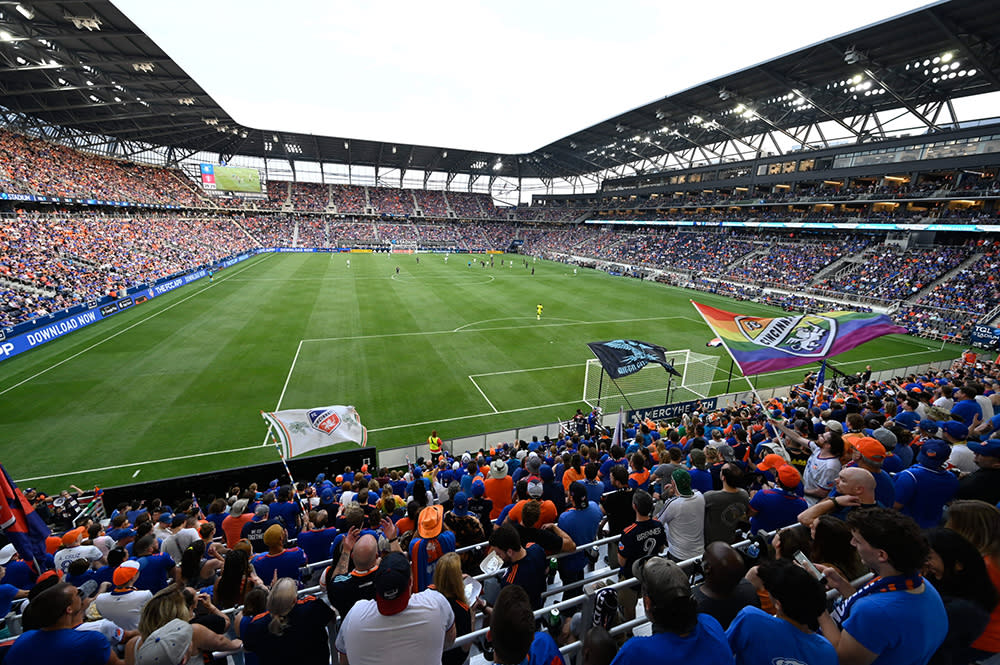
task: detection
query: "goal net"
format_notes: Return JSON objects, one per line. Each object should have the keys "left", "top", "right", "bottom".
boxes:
{"left": 582, "top": 349, "right": 720, "bottom": 412}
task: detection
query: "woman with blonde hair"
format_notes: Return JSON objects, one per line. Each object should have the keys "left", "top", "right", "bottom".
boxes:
{"left": 431, "top": 552, "right": 473, "bottom": 665}
{"left": 124, "top": 583, "right": 241, "bottom": 665}
{"left": 240, "top": 577, "right": 336, "bottom": 664}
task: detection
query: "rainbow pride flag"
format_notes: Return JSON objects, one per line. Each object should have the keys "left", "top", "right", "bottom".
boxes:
{"left": 691, "top": 301, "right": 907, "bottom": 376}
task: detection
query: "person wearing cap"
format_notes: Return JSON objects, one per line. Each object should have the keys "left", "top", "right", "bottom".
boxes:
{"left": 221, "top": 499, "right": 253, "bottom": 549}
{"left": 241, "top": 577, "right": 335, "bottom": 665}
{"left": 133, "top": 617, "right": 192, "bottom": 665}
{"left": 618, "top": 490, "right": 667, "bottom": 624}
{"left": 93, "top": 559, "right": 151, "bottom": 632}
{"left": 336, "top": 552, "right": 455, "bottom": 665}
{"left": 955, "top": 439, "right": 1000, "bottom": 505}
{"left": 506, "top": 478, "right": 558, "bottom": 527}
{"left": 251, "top": 524, "right": 307, "bottom": 586}
{"left": 657, "top": 468, "right": 705, "bottom": 562}
{"left": 940, "top": 420, "right": 976, "bottom": 476}
{"left": 748, "top": 463, "right": 807, "bottom": 533}
{"left": 54, "top": 526, "right": 106, "bottom": 575}
{"left": 443, "top": 492, "right": 486, "bottom": 574}
{"left": 610, "top": 557, "right": 733, "bottom": 665}
{"left": 0, "top": 544, "right": 37, "bottom": 590}
{"left": 557, "top": 482, "right": 602, "bottom": 597}
{"left": 797, "top": 467, "right": 879, "bottom": 526}
{"left": 703, "top": 463, "right": 750, "bottom": 545}
{"left": 408, "top": 505, "right": 457, "bottom": 593}
{"left": 892, "top": 439, "right": 959, "bottom": 528}
{"left": 484, "top": 459, "right": 514, "bottom": 520}
{"left": 726, "top": 560, "right": 837, "bottom": 665}
{"left": 817, "top": 508, "right": 947, "bottom": 665}
{"left": 846, "top": 437, "right": 895, "bottom": 508}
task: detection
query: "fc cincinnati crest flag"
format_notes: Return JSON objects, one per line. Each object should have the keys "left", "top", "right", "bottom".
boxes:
{"left": 0, "top": 462, "right": 50, "bottom": 570}
{"left": 262, "top": 405, "right": 367, "bottom": 458}
{"left": 691, "top": 301, "right": 907, "bottom": 376}
{"left": 587, "top": 339, "right": 681, "bottom": 378}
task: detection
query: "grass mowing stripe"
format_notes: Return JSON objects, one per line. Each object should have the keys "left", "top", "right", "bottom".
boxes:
{"left": 0, "top": 253, "right": 272, "bottom": 398}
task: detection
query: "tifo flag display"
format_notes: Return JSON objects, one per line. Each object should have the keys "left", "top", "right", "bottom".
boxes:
{"left": 0, "top": 463, "right": 50, "bottom": 570}
{"left": 587, "top": 340, "right": 680, "bottom": 378}
{"left": 691, "top": 301, "right": 907, "bottom": 376}
{"left": 262, "top": 405, "right": 367, "bottom": 458}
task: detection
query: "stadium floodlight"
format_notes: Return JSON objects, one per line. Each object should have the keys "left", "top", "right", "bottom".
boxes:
{"left": 0, "top": 30, "right": 13, "bottom": 41}
{"left": 66, "top": 14, "right": 102, "bottom": 30}
{"left": 441, "top": 151, "right": 447, "bottom": 157}
{"left": 132, "top": 62, "right": 154, "bottom": 72}
{"left": 16, "top": 4, "right": 34, "bottom": 19}
{"left": 844, "top": 47, "right": 864, "bottom": 65}
{"left": 178, "top": 97, "right": 195, "bottom": 105}
{"left": 941, "top": 52, "right": 953, "bottom": 63}
{"left": 344, "top": 141, "right": 349, "bottom": 149}
{"left": 718, "top": 88, "right": 734, "bottom": 100}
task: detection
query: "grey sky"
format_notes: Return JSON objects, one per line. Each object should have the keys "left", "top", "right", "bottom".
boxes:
{"left": 115, "top": 0, "right": 942, "bottom": 154}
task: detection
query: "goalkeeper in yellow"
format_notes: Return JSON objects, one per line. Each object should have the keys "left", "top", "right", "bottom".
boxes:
{"left": 536, "top": 303, "right": 543, "bottom": 320}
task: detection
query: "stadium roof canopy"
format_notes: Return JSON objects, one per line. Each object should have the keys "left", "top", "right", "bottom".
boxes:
{"left": 0, "top": 0, "right": 998, "bottom": 180}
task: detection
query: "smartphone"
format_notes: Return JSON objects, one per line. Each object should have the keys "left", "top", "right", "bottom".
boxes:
{"left": 793, "top": 550, "right": 826, "bottom": 584}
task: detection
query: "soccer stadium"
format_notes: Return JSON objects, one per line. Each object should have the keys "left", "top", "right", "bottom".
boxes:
{"left": 1, "top": 1, "right": 999, "bottom": 663}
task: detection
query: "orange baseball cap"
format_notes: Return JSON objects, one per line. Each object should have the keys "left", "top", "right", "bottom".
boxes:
{"left": 756, "top": 453, "right": 786, "bottom": 472}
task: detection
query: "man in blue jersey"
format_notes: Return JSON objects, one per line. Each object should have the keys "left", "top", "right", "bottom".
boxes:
{"left": 818, "top": 508, "right": 947, "bottom": 665}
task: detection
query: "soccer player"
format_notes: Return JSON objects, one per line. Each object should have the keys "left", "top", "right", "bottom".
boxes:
{"left": 536, "top": 304, "right": 543, "bottom": 320}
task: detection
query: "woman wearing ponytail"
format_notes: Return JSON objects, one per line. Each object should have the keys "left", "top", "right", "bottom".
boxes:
{"left": 240, "top": 577, "right": 336, "bottom": 665}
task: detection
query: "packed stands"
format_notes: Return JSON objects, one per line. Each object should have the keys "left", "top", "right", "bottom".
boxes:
{"left": 290, "top": 182, "right": 330, "bottom": 212}
{"left": 296, "top": 217, "right": 328, "bottom": 247}
{"left": 818, "top": 245, "right": 973, "bottom": 299}
{"left": 0, "top": 129, "right": 203, "bottom": 207}
{"left": 258, "top": 180, "right": 290, "bottom": 210}
{"left": 413, "top": 189, "right": 449, "bottom": 217}
{"left": 330, "top": 184, "right": 367, "bottom": 214}
{"left": 369, "top": 187, "right": 414, "bottom": 216}
{"left": 329, "top": 220, "right": 377, "bottom": 246}
{"left": 445, "top": 191, "right": 484, "bottom": 218}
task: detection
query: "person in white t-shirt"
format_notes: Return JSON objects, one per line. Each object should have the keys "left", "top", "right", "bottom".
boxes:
{"left": 336, "top": 552, "right": 455, "bottom": 665}
{"left": 657, "top": 468, "right": 705, "bottom": 562}
{"left": 93, "top": 560, "right": 152, "bottom": 632}
{"left": 53, "top": 526, "right": 105, "bottom": 574}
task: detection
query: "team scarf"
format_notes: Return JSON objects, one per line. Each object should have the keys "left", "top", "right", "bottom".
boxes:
{"left": 831, "top": 572, "right": 924, "bottom": 626}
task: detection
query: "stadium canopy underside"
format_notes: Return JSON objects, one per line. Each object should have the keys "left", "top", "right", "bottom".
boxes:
{"left": 0, "top": 0, "right": 998, "bottom": 188}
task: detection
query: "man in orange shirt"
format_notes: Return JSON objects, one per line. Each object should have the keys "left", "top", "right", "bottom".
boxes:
{"left": 484, "top": 459, "right": 514, "bottom": 520}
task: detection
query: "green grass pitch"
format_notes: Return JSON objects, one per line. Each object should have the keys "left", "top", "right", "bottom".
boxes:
{"left": 213, "top": 166, "right": 262, "bottom": 193}
{"left": 0, "top": 253, "right": 962, "bottom": 491}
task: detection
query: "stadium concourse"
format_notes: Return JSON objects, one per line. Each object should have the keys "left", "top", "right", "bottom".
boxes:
{"left": 3, "top": 359, "right": 1000, "bottom": 664}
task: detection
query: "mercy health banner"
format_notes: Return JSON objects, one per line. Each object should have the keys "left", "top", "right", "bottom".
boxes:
{"left": 971, "top": 324, "right": 1000, "bottom": 351}
{"left": 0, "top": 251, "right": 257, "bottom": 364}
{"left": 629, "top": 397, "right": 719, "bottom": 424}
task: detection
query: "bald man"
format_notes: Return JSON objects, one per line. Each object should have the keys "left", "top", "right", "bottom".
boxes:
{"left": 324, "top": 520, "right": 402, "bottom": 618}
{"left": 797, "top": 467, "right": 878, "bottom": 526}
{"left": 692, "top": 541, "right": 760, "bottom": 629}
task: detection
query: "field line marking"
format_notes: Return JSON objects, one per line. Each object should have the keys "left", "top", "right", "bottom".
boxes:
{"left": 14, "top": 444, "right": 266, "bottom": 483}
{"left": 368, "top": 397, "right": 586, "bottom": 434}
{"left": 468, "top": 375, "right": 498, "bottom": 413}
{"left": 453, "top": 317, "right": 583, "bottom": 332}
{"left": 302, "top": 315, "right": 696, "bottom": 343}
{"left": 471, "top": 362, "right": 584, "bottom": 377}
{"left": 0, "top": 253, "right": 273, "bottom": 398}
{"left": 275, "top": 339, "right": 304, "bottom": 411}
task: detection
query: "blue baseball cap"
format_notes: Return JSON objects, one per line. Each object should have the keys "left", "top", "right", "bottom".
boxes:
{"left": 918, "top": 419, "right": 939, "bottom": 434}
{"left": 968, "top": 439, "right": 1000, "bottom": 458}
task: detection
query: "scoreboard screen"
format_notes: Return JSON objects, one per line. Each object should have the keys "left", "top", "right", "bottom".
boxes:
{"left": 199, "top": 164, "right": 262, "bottom": 193}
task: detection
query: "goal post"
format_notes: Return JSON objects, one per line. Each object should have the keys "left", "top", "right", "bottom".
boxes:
{"left": 582, "top": 349, "right": 720, "bottom": 412}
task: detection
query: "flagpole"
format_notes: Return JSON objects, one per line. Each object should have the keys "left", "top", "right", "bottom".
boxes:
{"left": 690, "top": 300, "right": 765, "bottom": 408}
